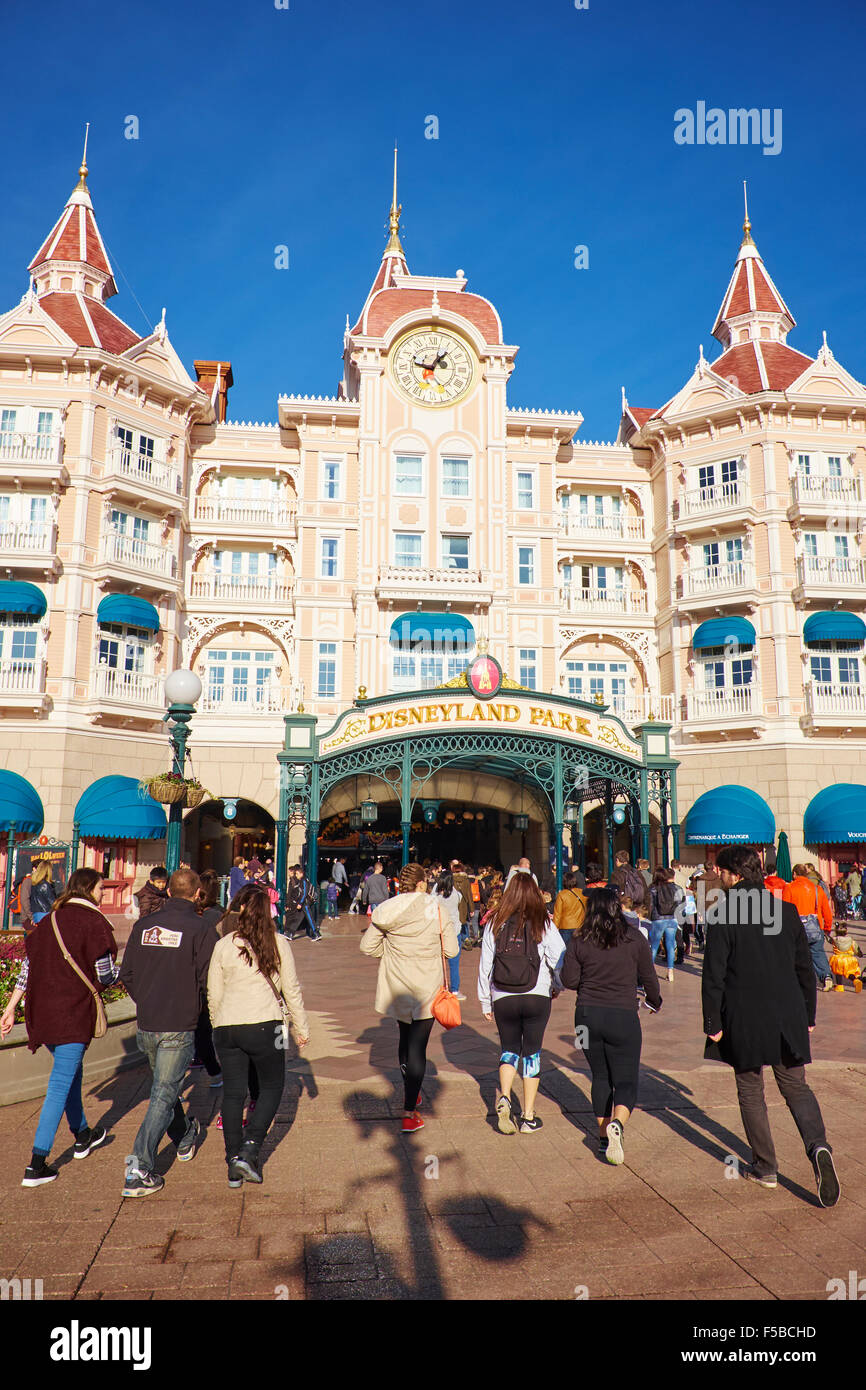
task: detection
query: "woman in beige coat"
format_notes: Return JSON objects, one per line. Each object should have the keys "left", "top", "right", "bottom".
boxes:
{"left": 360, "top": 862, "right": 460, "bottom": 1132}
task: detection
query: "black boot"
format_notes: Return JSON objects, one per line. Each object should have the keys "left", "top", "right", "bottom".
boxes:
{"left": 234, "top": 1139, "right": 263, "bottom": 1184}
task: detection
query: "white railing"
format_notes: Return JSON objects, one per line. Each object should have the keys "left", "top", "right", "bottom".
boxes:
{"left": 0, "top": 660, "right": 44, "bottom": 694}
{"left": 792, "top": 472, "right": 862, "bottom": 505}
{"left": 106, "top": 445, "right": 179, "bottom": 495}
{"left": 560, "top": 585, "right": 648, "bottom": 614}
{"left": 804, "top": 682, "right": 866, "bottom": 719}
{"left": 0, "top": 520, "right": 55, "bottom": 553}
{"left": 686, "top": 687, "right": 756, "bottom": 720}
{"left": 193, "top": 498, "right": 296, "bottom": 527}
{"left": 559, "top": 513, "right": 645, "bottom": 541}
{"left": 679, "top": 480, "right": 748, "bottom": 516}
{"left": 190, "top": 575, "right": 291, "bottom": 602}
{"left": 93, "top": 666, "right": 162, "bottom": 706}
{"left": 605, "top": 694, "right": 676, "bottom": 725}
{"left": 796, "top": 555, "right": 866, "bottom": 587}
{"left": 0, "top": 431, "right": 62, "bottom": 465}
{"left": 683, "top": 560, "right": 755, "bottom": 596}
{"left": 378, "top": 565, "right": 490, "bottom": 589}
{"left": 198, "top": 686, "right": 290, "bottom": 715}
{"left": 101, "top": 531, "right": 176, "bottom": 578}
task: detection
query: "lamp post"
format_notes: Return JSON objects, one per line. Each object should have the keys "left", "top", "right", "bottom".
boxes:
{"left": 163, "top": 668, "right": 202, "bottom": 876}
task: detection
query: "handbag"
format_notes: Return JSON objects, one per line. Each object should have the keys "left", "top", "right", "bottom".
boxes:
{"left": 49, "top": 911, "right": 108, "bottom": 1039}
{"left": 260, "top": 962, "right": 292, "bottom": 1048}
{"left": 430, "top": 903, "right": 462, "bottom": 1030}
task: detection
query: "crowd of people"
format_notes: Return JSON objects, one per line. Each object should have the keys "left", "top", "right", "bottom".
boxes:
{"left": 2, "top": 840, "right": 857, "bottom": 1210}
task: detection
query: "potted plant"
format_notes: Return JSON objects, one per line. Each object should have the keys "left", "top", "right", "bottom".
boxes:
{"left": 141, "top": 771, "right": 187, "bottom": 804}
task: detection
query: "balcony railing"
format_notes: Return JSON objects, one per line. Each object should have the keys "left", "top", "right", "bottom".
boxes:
{"left": 0, "top": 520, "right": 56, "bottom": 553}
{"left": 190, "top": 575, "right": 291, "bottom": 602}
{"left": 193, "top": 498, "right": 296, "bottom": 527}
{"left": 792, "top": 472, "right": 862, "bottom": 505}
{"left": 93, "top": 666, "right": 162, "bottom": 707}
{"left": 796, "top": 555, "right": 866, "bottom": 587}
{"left": 559, "top": 513, "right": 645, "bottom": 541}
{"left": 683, "top": 560, "right": 755, "bottom": 597}
{"left": 199, "top": 686, "right": 290, "bottom": 715}
{"left": 106, "top": 445, "right": 179, "bottom": 495}
{"left": 101, "top": 531, "right": 176, "bottom": 578}
{"left": 0, "top": 431, "right": 62, "bottom": 465}
{"left": 679, "top": 480, "right": 749, "bottom": 516}
{"left": 560, "top": 585, "right": 648, "bottom": 614}
{"left": 0, "top": 660, "right": 44, "bottom": 694}
{"left": 686, "top": 687, "right": 756, "bottom": 720}
{"left": 804, "top": 682, "right": 866, "bottom": 720}
{"left": 378, "top": 565, "right": 491, "bottom": 589}
{"left": 607, "top": 693, "right": 676, "bottom": 725}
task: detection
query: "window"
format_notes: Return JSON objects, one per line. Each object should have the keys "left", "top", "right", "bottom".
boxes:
{"left": 516, "top": 471, "right": 534, "bottom": 510}
{"left": 725, "top": 537, "right": 743, "bottom": 563}
{"left": 442, "top": 457, "right": 469, "bottom": 498}
{"left": 702, "top": 542, "right": 719, "bottom": 569}
{"left": 564, "top": 659, "right": 628, "bottom": 707}
{"left": 205, "top": 649, "right": 276, "bottom": 707}
{"left": 321, "top": 457, "right": 342, "bottom": 500}
{"left": 316, "top": 642, "right": 337, "bottom": 699}
{"left": 442, "top": 535, "right": 469, "bottom": 570}
{"left": 518, "top": 546, "right": 535, "bottom": 585}
{"left": 809, "top": 644, "right": 863, "bottom": 689}
{"left": 835, "top": 534, "right": 850, "bottom": 559}
{"left": 700, "top": 645, "right": 753, "bottom": 694}
{"left": 698, "top": 464, "right": 714, "bottom": 493}
{"left": 395, "top": 533, "right": 422, "bottom": 568}
{"left": 0, "top": 409, "right": 17, "bottom": 451}
{"left": 804, "top": 533, "right": 818, "bottom": 558}
{"left": 36, "top": 411, "right": 54, "bottom": 438}
{"left": 394, "top": 455, "right": 423, "bottom": 496}
{"left": 519, "top": 649, "right": 537, "bottom": 690}
{"left": 321, "top": 537, "right": 339, "bottom": 578}
{"left": 798, "top": 453, "right": 811, "bottom": 473}
{"left": 1, "top": 619, "right": 38, "bottom": 672}
{"left": 721, "top": 459, "right": 738, "bottom": 493}
{"left": 96, "top": 622, "right": 150, "bottom": 680}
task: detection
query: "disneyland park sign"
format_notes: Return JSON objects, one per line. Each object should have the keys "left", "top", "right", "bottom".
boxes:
{"left": 318, "top": 690, "right": 642, "bottom": 762}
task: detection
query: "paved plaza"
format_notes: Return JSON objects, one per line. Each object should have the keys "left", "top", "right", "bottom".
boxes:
{"left": 2, "top": 923, "right": 865, "bottom": 1302}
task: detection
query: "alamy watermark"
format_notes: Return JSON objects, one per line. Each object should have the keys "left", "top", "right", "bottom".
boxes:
{"left": 674, "top": 103, "right": 782, "bottom": 157}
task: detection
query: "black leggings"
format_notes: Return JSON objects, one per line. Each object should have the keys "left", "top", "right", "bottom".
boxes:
{"left": 195, "top": 1005, "right": 221, "bottom": 1077}
{"left": 213, "top": 1022, "right": 284, "bottom": 1162}
{"left": 492, "top": 994, "right": 552, "bottom": 1075}
{"left": 575, "top": 1003, "right": 642, "bottom": 1117}
{"left": 397, "top": 1018, "right": 435, "bottom": 1111}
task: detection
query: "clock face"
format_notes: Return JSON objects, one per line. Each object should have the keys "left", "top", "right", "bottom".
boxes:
{"left": 390, "top": 329, "right": 475, "bottom": 407}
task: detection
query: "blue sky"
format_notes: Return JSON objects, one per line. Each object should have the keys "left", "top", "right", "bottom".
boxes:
{"left": 3, "top": 0, "right": 865, "bottom": 436}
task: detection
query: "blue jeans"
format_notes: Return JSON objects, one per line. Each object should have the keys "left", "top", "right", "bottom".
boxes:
{"left": 803, "top": 924, "right": 831, "bottom": 982}
{"left": 448, "top": 951, "right": 460, "bottom": 992}
{"left": 131, "top": 1030, "right": 195, "bottom": 1174}
{"left": 33, "top": 1042, "right": 87, "bottom": 1156}
{"left": 650, "top": 917, "right": 678, "bottom": 968}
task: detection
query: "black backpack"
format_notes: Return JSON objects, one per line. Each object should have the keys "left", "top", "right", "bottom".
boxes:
{"left": 492, "top": 915, "right": 541, "bottom": 993}
{"left": 653, "top": 880, "right": 679, "bottom": 917}
{"left": 621, "top": 865, "right": 647, "bottom": 904}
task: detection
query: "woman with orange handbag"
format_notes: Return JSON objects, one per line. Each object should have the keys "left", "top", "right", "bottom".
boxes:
{"left": 0, "top": 867, "right": 118, "bottom": 1187}
{"left": 360, "top": 862, "right": 460, "bottom": 1133}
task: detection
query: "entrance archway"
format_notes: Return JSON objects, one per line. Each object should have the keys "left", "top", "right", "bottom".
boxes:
{"left": 183, "top": 798, "right": 275, "bottom": 874}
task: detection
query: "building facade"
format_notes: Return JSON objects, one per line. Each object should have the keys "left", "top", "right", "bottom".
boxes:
{"left": 1, "top": 154, "right": 864, "bottom": 906}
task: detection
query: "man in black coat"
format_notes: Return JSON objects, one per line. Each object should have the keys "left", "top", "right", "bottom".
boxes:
{"left": 701, "top": 845, "right": 839, "bottom": 1206}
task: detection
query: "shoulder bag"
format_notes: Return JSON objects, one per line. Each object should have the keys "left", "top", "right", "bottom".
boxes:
{"left": 49, "top": 911, "right": 108, "bottom": 1039}
{"left": 431, "top": 902, "right": 462, "bottom": 1030}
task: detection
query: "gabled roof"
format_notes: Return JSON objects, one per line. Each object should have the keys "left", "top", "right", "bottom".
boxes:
{"left": 29, "top": 174, "right": 117, "bottom": 296}
{"left": 711, "top": 215, "right": 794, "bottom": 347}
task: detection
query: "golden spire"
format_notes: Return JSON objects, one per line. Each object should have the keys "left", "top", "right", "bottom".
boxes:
{"left": 385, "top": 145, "right": 404, "bottom": 255}
{"left": 75, "top": 123, "right": 90, "bottom": 192}
{"left": 740, "top": 179, "right": 754, "bottom": 247}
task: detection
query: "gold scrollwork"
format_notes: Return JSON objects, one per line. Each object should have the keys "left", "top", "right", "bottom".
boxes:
{"left": 321, "top": 716, "right": 367, "bottom": 753}
{"left": 596, "top": 723, "right": 639, "bottom": 757}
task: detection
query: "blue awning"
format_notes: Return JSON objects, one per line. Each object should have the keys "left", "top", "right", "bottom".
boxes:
{"left": 685, "top": 784, "right": 775, "bottom": 845}
{"left": 803, "top": 612, "right": 866, "bottom": 644}
{"left": 0, "top": 581, "right": 47, "bottom": 618}
{"left": 96, "top": 595, "right": 160, "bottom": 633}
{"left": 389, "top": 612, "right": 474, "bottom": 652}
{"left": 0, "top": 770, "right": 44, "bottom": 835}
{"left": 804, "top": 784, "right": 866, "bottom": 845}
{"left": 74, "top": 776, "right": 167, "bottom": 841}
{"left": 692, "top": 617, "right": 756, "bottom": 650}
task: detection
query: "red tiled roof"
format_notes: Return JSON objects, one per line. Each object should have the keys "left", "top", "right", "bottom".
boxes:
{"left": 355, "top": 287, "right": 501, "bottom": 342}
{"left": 724, "top": 262, "right": 752, "bottom": 319}
{"left": 752, "top": 260, "right": 786, "bottom": 314}
{"left": 29, "top": 202, "right": 112, "bottom": 279}
{"left": 38, "top": 293, "right": 96, "bottom": 347}
{"left": 628, "top": 407, "right": 656, "bottom": 426}
{"left": 39, "top": 292, "right": 141, "bottom": 353}
{"left": 710, "top": 340, "right": 813, "bottom": 395}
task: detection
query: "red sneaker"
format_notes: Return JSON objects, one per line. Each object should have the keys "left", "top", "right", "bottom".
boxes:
{"left": 401, "top": 1113, "right": 424, "bottom": 1132}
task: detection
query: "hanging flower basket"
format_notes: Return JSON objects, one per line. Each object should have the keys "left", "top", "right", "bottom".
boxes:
{"left": 141, "top": 773, "right": 187, "bottom": 805}
{"left": 184, "top": 782, "right": 207, "bottom": 809}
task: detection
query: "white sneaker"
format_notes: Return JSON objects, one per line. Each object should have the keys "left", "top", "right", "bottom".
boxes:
{"left": 605, "top": 1119, "right": 625, "bottom": 1165}
{"left": 667, "top": 968, "right": 674, "bottom": 983}
{"left": 453, "top": 991, "right": 467, "bottom": 1001}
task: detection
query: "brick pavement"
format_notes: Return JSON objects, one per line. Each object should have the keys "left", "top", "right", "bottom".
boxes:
{"left": 2, "top": 921, "right": 865, "bottom": 1301}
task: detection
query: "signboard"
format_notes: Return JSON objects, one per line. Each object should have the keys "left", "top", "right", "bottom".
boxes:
{"left": 319, "top": 692, "right": 642, "bottom": 763}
